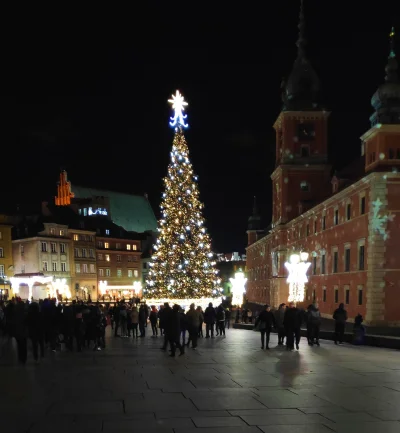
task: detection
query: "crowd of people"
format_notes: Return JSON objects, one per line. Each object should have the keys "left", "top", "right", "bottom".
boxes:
{"left": 0, "top": 298, "right": 232, "bottom": 363}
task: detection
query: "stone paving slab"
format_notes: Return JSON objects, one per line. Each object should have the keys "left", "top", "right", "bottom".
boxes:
{"left": 1, "top": 328, "right": 400, "bottom": 432}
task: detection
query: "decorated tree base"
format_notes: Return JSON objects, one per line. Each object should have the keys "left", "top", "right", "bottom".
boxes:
{"left": 142, "top": 297, "right": 223, "bottom": 311}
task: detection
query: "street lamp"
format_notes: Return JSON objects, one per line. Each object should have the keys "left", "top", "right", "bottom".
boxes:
{"left": 284, "top": 252, "right": 311, "bottom": 303}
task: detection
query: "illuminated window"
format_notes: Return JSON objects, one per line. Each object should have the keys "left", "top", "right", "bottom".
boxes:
{"left": 0, "top": 265, "right": 4, "bottom": 277}
{"left": 128, "top": 269, "right": 133, "bottom": 277}
{"left": 300, "top": 181, "right": 309, "bottom": 192}
{"left": 90, "top": 264, "right": 95, "bottom": 273}
{"left": 83, "top": 208, "right": 87, "bottom": 216}
{"left": 75, "top": 263, "right": 81, "bottom": 273}
{"left": 73, "top": 234, "right": 79, "bottom": 241}
{"left": 133, "top": 270, "right": 139, "bottom": 277}
{"left": 82, "top": 264, "right": 88, "bottom": 273}
{"left": 104, "top": 242, "right": 109, "bottom": 249}
{"left": 127, "top": 244, "right": 131, "bottom": 250}
{"left": 117, "top": 268, "right": 122, "bottom": 277}
{"left": 60, "top": 230, "right": 65, "bottom": 236}
{"left": 105, "top": 254, "right": 110, "bottom": 262}
{"left": 106, "top": 268, "right": 111, "bottom": 277}
{"left": 50, "top": 228, "right": 55, "bottom": 235}
{"left": 132, "top": 244, "right": 137, "bottom": 251}
{"left": 105, "top": 229, "right": 110, "bottom": 235}
{"left": 98, "top": 268, "right": 104, "bottom": 276}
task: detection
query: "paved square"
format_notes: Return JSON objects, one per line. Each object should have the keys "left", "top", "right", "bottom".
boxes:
{"left": 1, "top": 328, "right": 400, "bottom": 432}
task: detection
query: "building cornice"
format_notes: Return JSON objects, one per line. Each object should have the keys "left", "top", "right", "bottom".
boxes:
{"left": 273, "top": 110, "right": 331, "bottom": 130}
{"left": 361, "top": 123, "right": 400, "bottom": 141}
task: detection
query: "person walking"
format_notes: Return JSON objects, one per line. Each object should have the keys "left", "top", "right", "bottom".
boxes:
{"left": 165, "top": 304, "right": 184, "bottom": 357}
{"left": 197, "top": 306, "right": 204, "bottom": 338}
{"left": 204, "top": 302, "right": 216, "bottom": 338}
{"left": 139, "top": 304, "right": 147, "bottom": 338}
{"left": 131, "top": 305, "right": 139, "bottom": 338}
{"left": 149, "top": 306, "right": 158, "bottom": 337}
{"left": 275, "top": 303, "right": 286, "bottom": 345}
{"left": 160, "top": 303, "right": 172, "bottom": 350}
{"left": 216, "top": 305, "right": 226, "bottom": 336}
{"left": 186, "top": 303, "right": 200, "bottom": 349}
{"left": 307, "top": 303, "right": 321, "bottom": 346}
{"left": 333, "top": 303, "right": 348, "bottom": 345}
{"left": 284, "top": 302, "right": 303, "bottom": 351}
{"left": 255, "top": 304, "right": 276, "bottom": 349}
{"left": 225, "top": 308, "right": 231, "bottom": 330}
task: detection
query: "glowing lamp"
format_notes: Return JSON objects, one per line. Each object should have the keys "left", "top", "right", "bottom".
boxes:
{"left": 284, "top": 252, "right": 311, "bottom": 303}
{"left": 229, "top": 270, "right": 247, "bottom": 307}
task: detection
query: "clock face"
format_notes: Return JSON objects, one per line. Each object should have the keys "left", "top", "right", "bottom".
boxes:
{"left": 298, "top": 123, "right": 315, "bottom": 140}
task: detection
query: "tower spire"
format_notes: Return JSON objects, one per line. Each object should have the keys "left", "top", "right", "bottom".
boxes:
{"left": 296, "top": 0, "right": 306, "bottom": 61}
{"left": 252, "top": 195, "right": 258, "bottom": 216}
{"left": 386, "top": 27, "right": 398, "bottom": 83}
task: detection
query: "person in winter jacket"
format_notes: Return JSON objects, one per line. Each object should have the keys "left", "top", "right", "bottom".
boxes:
{"left": 333, "top": 303, "right": 348, "bottom": 344}
{"left": 165, "top": 304, "right": 184, "bottom": 357}
{"left": 283, "top": 302, "right": 303, "bottom": 350}
{"left": 27, "top": 302, "right": 45, "bottom": 361}
{"left": 149, "top": 306, "right": 158, "bottom": 337}
{"left": 255, "top": 304, "right": 276, "bottom": 349}
{"left": 131, "top": 306, "right": 139, "bottom": 338}
{"left": 306, "top": 303, "right": 321, "bottom": 346}
{"left": 204, "top": 302, "right": 217, "bottom": 338}
{"left": 186, "top": 303, "right": 200, "bottom": 349}
{"left": 216, "top": 305, "right": 226, "bottom": 336}
{"left": 275, "top": 303, "right": 286, "bottom": 345}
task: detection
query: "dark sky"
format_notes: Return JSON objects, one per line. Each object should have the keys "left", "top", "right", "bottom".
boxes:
{"left": 2, "top": 1, "right": 399, "bottom": 253}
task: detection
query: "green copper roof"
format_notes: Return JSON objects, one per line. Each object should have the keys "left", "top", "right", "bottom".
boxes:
{"left": 72, "top": 185, "right": 157, "bottom": 233}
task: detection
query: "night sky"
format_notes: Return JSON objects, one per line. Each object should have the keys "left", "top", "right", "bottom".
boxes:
{"left": 3, "top": 1, "right": 399, "bottom": 253}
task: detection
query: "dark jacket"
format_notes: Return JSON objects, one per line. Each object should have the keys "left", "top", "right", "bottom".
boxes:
{"left": 307, "top": 305, "right": 321, "bottom": 326}
{"left": 204, "top": 306, "right": 216, "bottom": 324}
{"left": 255, "top": 310, "right": 276, "bottom": 330}
{"left": 165, "top": 307, "right": 181, "bottom": 337}
{"left": 275, "top": 307, "right": 286, "bottom": 328}
{"left": 283, "top": 307, "right": 303, "bottom": 330}
{"left": 333, "top": 304, "right": 348, "bottom": 324}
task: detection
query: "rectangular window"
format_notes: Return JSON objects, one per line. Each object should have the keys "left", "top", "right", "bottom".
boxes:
{"left": 345, "top": 248, "right": 350, "bottom": 272}
{"left": 50, "top": 228, "right": 55, "bottom": 235}
{"left": 116, "top": 243, "right": 121, "bottom": 249}
{"left": 51, "top": 242, "right": 57, "bottom": 253}
{"left": 82, "top": 248, "right": 87, "bottom": 258}
{"left": 358, "top": 287, "right": 363, "bottom": 305}
{"left": 104, "top": 242, "right": 109, "bottom": 249}
{"left": 43, "top": 261, "right": 48, "bottom": 271}
{"left": 314, "top": 220, "right": 317, "bottom": 234}
{"left": 60, "top": 243, "right": 66, "bottom": 253}
{"left": 73, "top": 234, "right": 79, "bottom": 241}
{"left": 20, "top": 245, "right": 24, "bottom": 256}
{"left": 90, "top": 264, "right": 95, "bottom": 273}
{"left": 334, "top": 286, "right": 339, "bottom": 303}
{"left": 128, "top": 255, "right": 132, "bottom": 262}
{"left": 133, "top": 270, "right": 139, "bottom": 277}
{"left": 360, "top": 196, "right": 366, "bottom": 215}
{"left": 41, "top": 242, "right": 48, "bottom": 252}
{"left": 61, "top": 262, "right": 66, "bottom": 272}
{"left": 117, "top": 268, "right": 122, "bottom": 277}
{"left": 83, "top": 208, "right": 87, "bottom": 216}
{"left": 117, "top": 255, "right": 122, "bottom": 262}
{"left": 74, "top": 248, "right": 79, "bottom": 258}
{"left": 322, "top": 215, "right": 326, "bottom": 230}
{"left": 133, "top": 256, "right": 139, "bottom": 262}
{"left": 359, "top": 245, "right": 365, "bottom": 270}
{"left": 99, "top": 268, "right": 104, "bottom": 276}
{"left": 0, "top": 248, "right": 3, "bottom": 258}
{"left": 75, "top": 263, "right": 81, "bottom": 273}
{"left": 89, "top": 249, "right": 94, "bottom": 258}
{"left": 334, "top": 209, "right": 339, "bottom": 225}
{"left": 82, "top": 264, "right": 88, "bottom": 273}
{"left": 98, "top": 253, "right": 103, "bottom": 260}
{"left": 105, "top": 229, "right": 110, "bottom": 235}
{"left": 60, "top": 230, "right": 65, "bottom": 236}
{"left": 0, "top": 265, "right": 4, "bottom": 277}
{"left": 106, "top": 268, "right": 111, "bottom": 277}
{"left": 132, "top": 244, "right": 137, "bottom": 251}
{"left": 127, "top": 244, "right": 131, "bottom": 250}
{"left": 321, "top": 254, "right": 326, "bottom": 274}
{"left": 128, "top": 269, "right": 133, "bottom": 278}
{"left": 105, "top": 254, "right": 110, "bottom": 262}
{"left": 52, "top": 262, "right": 57, "bottom": 272}
{"left": 333, "top": 251, "right": 338, "bottom": 273}
{"left": 97, "top": 241, "right": 104, "bottom": 248}
{"left": 345, "top": 286, "right": 350, "bottom": 304}
{"left": 313, "top": 256, "right": 317, "bottom": 275}
{"left": 346, "top": 203, "right": 351, "bottom": 221}
{"left": 323, "top": 286, "right": 327, "bottom": 302}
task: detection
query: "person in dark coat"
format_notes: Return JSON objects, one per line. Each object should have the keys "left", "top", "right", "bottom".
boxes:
{"left": 216, "top": 305, "right": 226, "bottom": 336}
{"left": 186, "top": 303, "right": 200, "bottom": 349}
{"left": 307, "top": 303, "right": 321, "bottom": 346}
{"left": 275, "top": 303, "right": 286, "bottom": 345}
{"left": 165, "top": 304, "right": 184, "bottom": 357}
{"left": 255, "top": 304, "right": 276, "bottom": 349}
{"left": 160, "top": 303, "right": 172, "bottom": 350}
{"left": 283, "top": 302, "right": 303, "bottom": 351}
{"left": 138, "top": 304, "right": 147, "bottom": 337}
{"left": 333, "top": 303, "right": 348, "bottom": 344}
{"left": 204, "top": 302, "right": 217, "bottom": 338}
{"left": 14, "top": 300, "right": 28, "bottom": 363}
{"left": 225, "top": 309, "right": 231, "bottom": 330}
{"left": 27, "top": 302, "right": 45, "bottom": 361}
{"left": 149, "top": 306, "right": 158, "bottom": 337}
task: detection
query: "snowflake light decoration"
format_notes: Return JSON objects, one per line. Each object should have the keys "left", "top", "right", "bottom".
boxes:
{"left": 168, "top": 90, "right": 189, "bottom": 128}
{"left": 371, "top": 197, "right": 395, "bottom": 241}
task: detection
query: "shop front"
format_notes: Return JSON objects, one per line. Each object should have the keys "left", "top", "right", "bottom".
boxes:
{"left": 98, "top": 281, "right": 142, "bottom": 302}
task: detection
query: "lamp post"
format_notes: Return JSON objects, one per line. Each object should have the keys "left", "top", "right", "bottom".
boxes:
{"left": 284, "top": 252, "right": 311, "bottom": 304}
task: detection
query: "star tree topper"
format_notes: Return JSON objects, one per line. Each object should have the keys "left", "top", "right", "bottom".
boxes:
{"left": 168, "top": 90, "right": 189, "bottom": 128}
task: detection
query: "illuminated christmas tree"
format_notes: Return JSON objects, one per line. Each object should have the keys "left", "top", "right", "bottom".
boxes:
{"left": 144, "top": 90, "right": 222, "bottom": 302}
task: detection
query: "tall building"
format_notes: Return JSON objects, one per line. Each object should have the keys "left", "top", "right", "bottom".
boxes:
{"left": 246, "top": 6, "right": 400, "bottom": 327}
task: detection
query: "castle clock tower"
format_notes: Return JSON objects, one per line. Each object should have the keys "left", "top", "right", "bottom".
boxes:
{"left": 272, "top": 0, "right": 331, "bottom": 226}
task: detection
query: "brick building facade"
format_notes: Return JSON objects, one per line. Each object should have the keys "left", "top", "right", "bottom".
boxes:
{"left": 246, "top": 14, "right": 400, "bottom": 326}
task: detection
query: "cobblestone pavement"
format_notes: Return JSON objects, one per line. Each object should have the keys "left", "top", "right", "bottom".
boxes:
{"left": 1, "top": 328, "right": 400, "bottom": 433}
